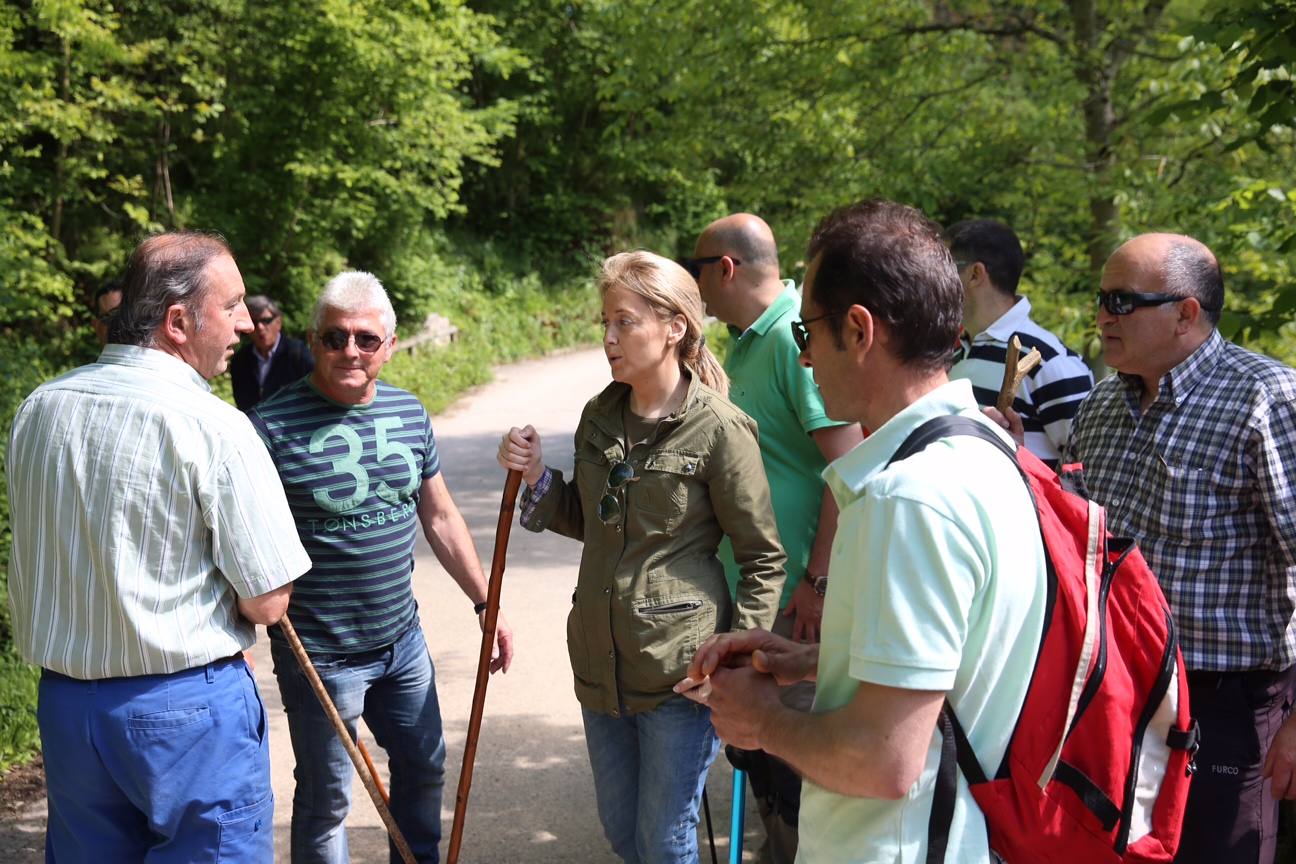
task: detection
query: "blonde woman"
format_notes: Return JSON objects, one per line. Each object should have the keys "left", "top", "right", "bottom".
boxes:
{"left": 498, "top": 251, "right": 785, "bottom": 863}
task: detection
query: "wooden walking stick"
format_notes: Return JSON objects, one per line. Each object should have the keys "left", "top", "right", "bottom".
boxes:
{"left": 447, "top": 469, "right": 523, "bottom": 864}
{"left": 279, "top": 614, "right": 418, "bottom": 864}
{"left": 358, "top": 738, "right": 390, "bottom": 804}
{"left": 998, "top": 335, "right": 1043, "bottom": 415}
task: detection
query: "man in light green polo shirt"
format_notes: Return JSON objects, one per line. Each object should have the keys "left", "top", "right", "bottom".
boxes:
{"left": 678, "top": 199, "right": 1046, "bottom": 864}
{"left": 688, "top": 213, "right": 864, "bottom": 863}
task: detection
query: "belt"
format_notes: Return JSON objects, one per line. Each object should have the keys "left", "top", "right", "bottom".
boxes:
{"left": 41, "top": 652, "right": 246, "bottom": 683}
{"left": 1186, "top": 666, "right": 1292, "bottom": 689}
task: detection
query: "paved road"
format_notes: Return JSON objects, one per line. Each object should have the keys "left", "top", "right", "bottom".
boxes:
{"left": 0, "top": 347, "right": 762, "bottom": 862}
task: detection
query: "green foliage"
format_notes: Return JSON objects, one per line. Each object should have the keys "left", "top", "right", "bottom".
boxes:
{"left": 2, "top": 0, "right": 1295, "bottom": 772}
{"left": 0, "top": 658, "right": 39, "bottom": 771}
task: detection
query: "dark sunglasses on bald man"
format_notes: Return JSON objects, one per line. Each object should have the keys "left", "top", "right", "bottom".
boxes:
{"left": 320, "top": 329, "right": 386, "bottom": 353}
{"left": 679, "top": 255, "right": 741, "bottom": 280}
{"left": 1096, "top": 290, "right": 1194, "bottom": 316}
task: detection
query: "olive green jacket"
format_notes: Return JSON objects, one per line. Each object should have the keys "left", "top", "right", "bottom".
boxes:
{"left": 522, "top": 374, "right": 786, "bottom": 716}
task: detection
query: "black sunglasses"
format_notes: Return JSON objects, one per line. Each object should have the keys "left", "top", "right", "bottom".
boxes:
{"left": 790, "top": 310, "right": 846, "bottom": 352}
{"left": 252, "top": 314, "right": 279, "bottom": 327}
{"left": 679, "top": 255, "right": 741, "bottom": 280}
{"left": 1097, "top": 291, "right": 1187, "bottom": 316}
{"left": 320, "top": 329, "right": 386, "bottom": 353}
{"left": 596, "top": 460, "right": 639, "bottom": 524}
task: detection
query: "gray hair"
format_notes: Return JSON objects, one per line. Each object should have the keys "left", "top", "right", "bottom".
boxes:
{"left": 109, "top": 232, "right": 234, "bottom": 346}
{"left": 1164, "top": 241, "right": 1224, "bottom": 326}
{"left": 313, "top": 271, "right": 397, "bottom": 338}
{"left": 245, "top": 295, "right": 281, "bottom": 318}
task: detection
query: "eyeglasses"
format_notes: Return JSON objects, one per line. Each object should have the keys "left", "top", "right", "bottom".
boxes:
{"left": 790, "top": 310, "right": 846, "bottom": 352}
{"left": 596, "top": 460, "right": 639, "bottom": 524}
{"left": 252, "top": 314, "right": 279, "bottom": 327}
{"left": 679, "top": 255, "right": 741, "bottom": 280}
{"left": 1097, "top": 291, "right": 1187, "bottom": 316}
{"left": 320, "top": 329, "right": 386, "bottom": 353}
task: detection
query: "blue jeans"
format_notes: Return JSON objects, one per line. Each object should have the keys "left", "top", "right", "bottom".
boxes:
{"left": 582, "top": 696, "right": 721, "bottom": 864}
{"left": 38, "top": 657, "right": 273, "bottom": 863}
{"left": 271, "top": 624, "right": 446, "bottom": 864}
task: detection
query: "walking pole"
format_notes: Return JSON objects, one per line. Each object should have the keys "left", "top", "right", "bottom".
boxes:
{"left": 279, "top": 614, "right": 418, "bottom": 864}
{"left": 729, "top": 768, "right": 746, "bottom": 864}
{"left": 447, "top": 469, "right": 523, "bottom": 864}
{"left": 358, "top": 738, "right": 390, "bottom": 804}
{"left": 702, "top": 786, "right": 719, "bottom": 864}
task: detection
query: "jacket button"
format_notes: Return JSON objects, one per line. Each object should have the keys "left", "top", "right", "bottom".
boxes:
{"left": 612, "top": 709, "right": 620, "bottom": 718}
{"left": 608, "top": 650, "right": 615, "bottom": 658}
{"left": 603, "top": 587, "right": 611, "bottom": 594}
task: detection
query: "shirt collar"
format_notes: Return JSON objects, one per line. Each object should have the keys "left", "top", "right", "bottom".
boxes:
{"left": 972, "top": 296, "right": 1032, "bottom": 343}
{"left": 257, "top": 334, "right": 282, "bottom": 362}
{"left": 823, "top": 378, "right": 986, "bottom": 506}
{"left": 740, "top": 280, "right": 799, "bottom": 338}
{"left": 1116, "top": 329, "right": 1223, "bottom": 409}
{"left": 97, "top": 344, "right": 211, "bottom": 393}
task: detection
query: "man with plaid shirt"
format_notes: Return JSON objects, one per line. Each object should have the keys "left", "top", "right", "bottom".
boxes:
{"left": 1066, "top": 233, "right": 1296, "bottom": 864}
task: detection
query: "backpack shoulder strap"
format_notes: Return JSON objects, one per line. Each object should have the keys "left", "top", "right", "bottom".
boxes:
{"left": 888, "top": 415, "right": 1017, "bottom": 470}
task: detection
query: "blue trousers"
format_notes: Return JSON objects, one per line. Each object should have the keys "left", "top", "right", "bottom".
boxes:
{"left": 582, "top": 696, "right": 721, "bottom": 864}
{"left": 270, "top": 624, "right": 446, "bottom": 864}
{"left": 38, "top": 657, "right": 273, "bottom": 863}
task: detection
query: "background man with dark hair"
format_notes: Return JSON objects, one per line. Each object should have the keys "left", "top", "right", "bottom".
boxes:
{"left": 679, "top": 199, "right": 1046, "bottom": 863}
{"left": 90, "top": 277, "right": 123, "bottom": 347}
{"left": 8, "top": 231, "right": 311, "bottom": 862}
{"left": 688, "top": 212, "right": 863, "bottom": 863}
{"left": 1066, "top": 232, "right": 1296, "bottom": 864}
{"left": 229, "top": 294, "right": 315, "bottom": 411}
{"left": 946, "top": 218, "right": 1092, "bottom": 468}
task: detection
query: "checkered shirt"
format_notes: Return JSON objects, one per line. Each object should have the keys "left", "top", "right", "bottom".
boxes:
{"left": 1065, "top": 331, "right": 1296, "bottom": 672}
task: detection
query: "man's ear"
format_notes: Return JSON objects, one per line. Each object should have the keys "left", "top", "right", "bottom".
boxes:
{"left": 842, "top": 304, "right": 874, "bottom": 355}
{"left": 160, "top": 303, "right": 191, "bottom": 347}
{"left": 1175, "top": 296, "right": 1203, "bottom": 334}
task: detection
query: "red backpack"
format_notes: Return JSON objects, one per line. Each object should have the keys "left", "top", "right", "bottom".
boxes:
{"left": 888, "top": 416, "right": 1199, "bottom": 864}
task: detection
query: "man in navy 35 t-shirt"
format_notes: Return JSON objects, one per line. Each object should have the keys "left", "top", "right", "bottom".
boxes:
{"left": 252, "top": 270, "right": 514, "bottom": 864}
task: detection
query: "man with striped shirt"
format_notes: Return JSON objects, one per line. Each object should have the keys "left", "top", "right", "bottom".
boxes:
{"left": 8, "top": 232, "right": 312, "bottom": 862}
{"left": 251, "top": 271, "right": 514, "bottom": 864}
{"left": 946, "top": 219, "right": 1093, "bottom": 468}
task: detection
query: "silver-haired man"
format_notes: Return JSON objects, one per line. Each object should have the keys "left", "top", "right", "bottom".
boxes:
{"left": 250, "top": 271, "right": 515, "bottom": 863}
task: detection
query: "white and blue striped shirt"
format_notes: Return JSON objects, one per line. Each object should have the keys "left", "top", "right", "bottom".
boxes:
{"left": 6, "top": 345, "right": 311, "bottom": 679}
{"left": 949, "top": 297, "right": 1094, "bottom": 468}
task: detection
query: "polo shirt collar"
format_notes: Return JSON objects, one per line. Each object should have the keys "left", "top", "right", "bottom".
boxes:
{"left": 972, "top": 296, "right": 1032, "bottom": 343}
{"left": 740, "top": 280, "right": 799, "bottom": 338}
{"left": 98, "top": 344, "right": 211, "bottom": 393}
{"left": 823, "top": 378, "right": 982, "bottom": 506}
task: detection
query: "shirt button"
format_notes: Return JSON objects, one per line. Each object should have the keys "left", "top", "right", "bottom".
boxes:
{"left": 612, "top": 709, "right": 620, "bottom": 718}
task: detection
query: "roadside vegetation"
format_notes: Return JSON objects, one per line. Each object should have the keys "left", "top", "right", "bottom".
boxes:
{"left": 1, "top": 0, "right": 1292, "bottom": 769}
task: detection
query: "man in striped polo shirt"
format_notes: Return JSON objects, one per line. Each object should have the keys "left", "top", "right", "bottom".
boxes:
{"left": 8, "top": 232, "right": 312, "bottom": 862}
{"left": 945, "top": 219, "right": 1093, "bottom": 468}
{"left": 251, "top": 271, "right": 514, "bottom": 864}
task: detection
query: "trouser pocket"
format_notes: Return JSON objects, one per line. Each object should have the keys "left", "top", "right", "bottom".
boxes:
{"left": 217, "top": 791, "right": 274, "bottom": 862}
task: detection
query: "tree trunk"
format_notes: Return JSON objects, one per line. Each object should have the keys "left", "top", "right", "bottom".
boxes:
{"left": 1069, "top": 0, "right": 1120, "bottom": 289}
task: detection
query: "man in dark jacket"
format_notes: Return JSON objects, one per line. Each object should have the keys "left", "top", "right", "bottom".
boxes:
{"left": 229, "top": 294, "right": 314, "bottom": 410}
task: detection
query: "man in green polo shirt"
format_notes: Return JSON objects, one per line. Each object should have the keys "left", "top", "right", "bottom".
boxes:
{"left": 688, "top": 213, "right": 864, "bottom": 863}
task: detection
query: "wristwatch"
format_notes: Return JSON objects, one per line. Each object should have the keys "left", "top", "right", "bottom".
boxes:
{"left": 810, "top": 574, "right": 829, "bottom": 597}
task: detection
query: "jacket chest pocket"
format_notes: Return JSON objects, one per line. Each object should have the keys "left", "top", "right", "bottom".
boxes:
{"left": 632, "top": 451, "right": 701, "bottom": 530}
